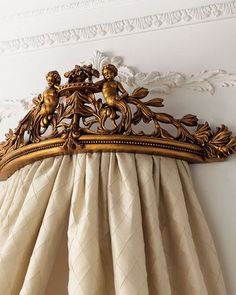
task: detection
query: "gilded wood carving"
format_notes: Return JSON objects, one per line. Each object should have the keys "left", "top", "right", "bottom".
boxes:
{"left": 0, "top": 63, "right": 236, "bottom": 179}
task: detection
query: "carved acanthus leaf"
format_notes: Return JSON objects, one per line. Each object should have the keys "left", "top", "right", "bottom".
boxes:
{"left": 83, "top": 51, "right": 236, "bottom": 95}
{"left": 183, "top": 70, "right": 236, "bottom": 94}
{"left": 203, "top": 125, "right": 236, "bottom": 158}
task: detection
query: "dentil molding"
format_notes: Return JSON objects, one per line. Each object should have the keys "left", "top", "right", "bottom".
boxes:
{"left": 0, "top": 50, "right": 236, "bottom": 123}
{"left": 0, "top": 1, "right": 236, "bottom": 54}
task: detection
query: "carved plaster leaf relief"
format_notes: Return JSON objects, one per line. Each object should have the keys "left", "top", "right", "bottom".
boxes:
{"left": 85, "top": 51, "right": 236, "bottom": 95}
{"left": 182, "top": 70, "right": 236, "bottom": 94}
{"left": 0, "top": 98, "right": 34, "bottom": 122}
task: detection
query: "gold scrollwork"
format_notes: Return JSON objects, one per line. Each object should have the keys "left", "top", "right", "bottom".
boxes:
{"left": 0, "top": 63, "right": 236, "bottom": 177}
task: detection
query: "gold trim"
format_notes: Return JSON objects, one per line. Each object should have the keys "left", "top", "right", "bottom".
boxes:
{"left": 0, "top": 135, "right": 206, "bottom": 181}
{"left": 0, "top": 63, "right": 235, "bottom": 180}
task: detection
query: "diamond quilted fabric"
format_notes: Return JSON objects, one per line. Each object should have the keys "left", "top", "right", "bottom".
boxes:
{"left": 0, "top": 153, "right": 227, "bottom": 295}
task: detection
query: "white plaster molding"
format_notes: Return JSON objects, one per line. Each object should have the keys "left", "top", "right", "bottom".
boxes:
{"left": 86, "top": 51, "right": 236, "bottom": 95}
{"left": 0, "top": 1, "right": 236, "bottom": 54}
{"left": 1, "top": 50, "right": 236, "bottom": 123}
{"left": 0, "top": 0, "right": 122, "bottom": 22}
{"left": 0, "top": 97, "right": 35, "bottom": 123}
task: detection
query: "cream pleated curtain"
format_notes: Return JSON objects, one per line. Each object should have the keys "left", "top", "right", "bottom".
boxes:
{"left": 0, "top": 153, "right": 226, "bottom": 295}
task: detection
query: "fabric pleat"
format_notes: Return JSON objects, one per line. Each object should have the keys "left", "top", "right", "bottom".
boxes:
{"left": 0, "top": 153, "right": 227, "bottom": 295}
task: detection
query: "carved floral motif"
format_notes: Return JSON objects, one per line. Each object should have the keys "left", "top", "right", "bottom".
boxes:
{"left": 0, "top": 63, "right": 236, "bottom": 162}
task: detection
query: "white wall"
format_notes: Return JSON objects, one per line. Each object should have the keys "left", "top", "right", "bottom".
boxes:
{"left": 0, "top": 1, "right": 236, "bottom": 293}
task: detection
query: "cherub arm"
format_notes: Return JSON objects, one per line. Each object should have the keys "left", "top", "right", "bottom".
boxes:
{"left": 117, "top": 82, "right": 128, "bottom": 98}
{"left": 32, "top": 94, "right": 44, "bottom": 109}
{"left": 94, "top": 79, "right": 106, "bottom": 91}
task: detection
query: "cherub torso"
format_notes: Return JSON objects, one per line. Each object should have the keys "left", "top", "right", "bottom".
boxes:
{"left": 102, "top": 81, "right": 119, "bottom": 106}
{"left": 40, "top": 87, "right": 59, "bottom": 116}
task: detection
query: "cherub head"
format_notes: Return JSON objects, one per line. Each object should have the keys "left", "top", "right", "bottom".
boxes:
{"left": 46, "top": 71, "right": 61, "bottom": 87}
{"left": 102, "top": 64, "right": 118, "bottom": 81}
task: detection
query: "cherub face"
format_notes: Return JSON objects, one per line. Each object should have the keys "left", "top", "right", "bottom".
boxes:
{"left": 46, "top": 71, "right": 61, "bottom": 87}
{"left": 46, "top": 75, "right": 56, "bottom": 87}
{"left": 103, "top": 68, "right": 115, "bottom": 81}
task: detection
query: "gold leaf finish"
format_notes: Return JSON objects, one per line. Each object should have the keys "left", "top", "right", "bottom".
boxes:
{"left": 0, "top": 63, "right": 235, "bottom": 180}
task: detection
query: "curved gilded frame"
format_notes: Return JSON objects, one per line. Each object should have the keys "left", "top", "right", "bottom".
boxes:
{"left": 0, "top": 63, "right": 235, "bottom": 180}
{"left": 0, "top": 135, "right": 206, "bottom": 181}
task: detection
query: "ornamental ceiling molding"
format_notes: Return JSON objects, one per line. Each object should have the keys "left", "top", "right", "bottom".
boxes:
{"left": 0, "top": 0, "right": 123, "bottom": 22}
{"left": 1, "top": 51, "right": 236, "bottom": 123}
{"left": 0, "top": 1, "right": 236, "bottom": 54}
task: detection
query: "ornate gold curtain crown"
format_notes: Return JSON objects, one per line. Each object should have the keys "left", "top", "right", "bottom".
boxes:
{"left": 0, "top": 63, "right": 236, "bottom": 180}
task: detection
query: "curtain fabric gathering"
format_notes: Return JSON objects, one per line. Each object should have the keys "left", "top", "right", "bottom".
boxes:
{"left": 0, "top": 153, "right": 226, "bottom": 295}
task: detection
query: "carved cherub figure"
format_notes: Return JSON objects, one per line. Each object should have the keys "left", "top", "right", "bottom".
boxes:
{"left": 101, "top": 64, "right": 128, "bottom": 105}
{"left": 97, "top": 64, "right": 132, "bottom": 131}
{"left": 0, "top": 71, "right": 61, "bottom": 150}
{"left": 39, "top": 71, "right": 61, "bottom": 127}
